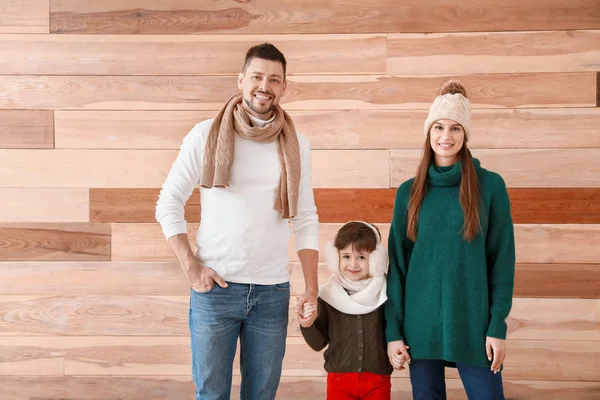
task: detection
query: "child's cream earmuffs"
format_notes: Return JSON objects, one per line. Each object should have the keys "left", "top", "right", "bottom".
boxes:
{"left": 324, "top": 221, "right": 388, "bottom": 278}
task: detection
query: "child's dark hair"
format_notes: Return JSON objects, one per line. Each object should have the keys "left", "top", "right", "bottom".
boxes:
{"left": 242, "top": 42, "right": 287, "bottom": 78}
{"left": 334, "top": 222, "right": 380, "bottom": 253}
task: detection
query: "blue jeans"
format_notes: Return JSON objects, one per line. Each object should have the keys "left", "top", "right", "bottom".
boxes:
{"left": 189, "top": 282, "right": 290, "bottom": 400}
{"left": 409, "top": 359, "right": 505, "bottom": 400}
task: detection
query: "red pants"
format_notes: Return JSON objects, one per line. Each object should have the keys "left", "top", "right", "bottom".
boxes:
{"left": 327, "top": 372, "right": 391, "bottom": 400}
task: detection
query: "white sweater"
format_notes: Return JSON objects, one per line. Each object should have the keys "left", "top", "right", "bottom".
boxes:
{"left": 155, "top": 117, "right": 319, "bottom": 285}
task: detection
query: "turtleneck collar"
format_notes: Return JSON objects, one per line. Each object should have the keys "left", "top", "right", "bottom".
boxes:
{"left": 248, "top": 112, "right": 275, "bottom": 127}
{"left": 427, "top": 156, "right": 481, "bottom": 187}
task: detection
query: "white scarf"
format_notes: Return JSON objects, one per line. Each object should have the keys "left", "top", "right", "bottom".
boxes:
{"left": 318, "top": 221, "right": 388, "bottom": 315}
{"left": 320, "top": 274, "right": 387, "bottom": 315}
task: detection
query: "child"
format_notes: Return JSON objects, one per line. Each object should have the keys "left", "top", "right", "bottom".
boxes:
{"left": 298, "top": 221, "right": 401, "bottom": 400}
{"left": 386, "top": 80, "right": 515, "bottom": 400}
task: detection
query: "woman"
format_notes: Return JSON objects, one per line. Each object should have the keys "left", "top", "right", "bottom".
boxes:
{"left": 385, "top": 80, "right": 516, "bottom": 400}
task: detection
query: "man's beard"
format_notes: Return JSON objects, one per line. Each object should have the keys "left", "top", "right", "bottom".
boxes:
{"left": 244, "top": 94, "right": 275, "bottom": 115}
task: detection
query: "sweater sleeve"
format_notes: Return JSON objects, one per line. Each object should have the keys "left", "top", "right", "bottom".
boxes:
{"left": 155, "top": 123, "right": 204, "bottom": 239}
{"left": 385, "top": 181, "right": 413, "bottom": 343}
{"left": 290, "top": 133, "right": 319, "bottom": 251}
{"left": 300, "top": 298, "right": 330, "bottom": 351}
{"left": 485, "top": 174, "right": 516, "bottom": 339}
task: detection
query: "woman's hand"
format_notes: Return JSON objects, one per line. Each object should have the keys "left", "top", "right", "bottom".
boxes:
{"left": 486, "top": 336, "right": 506, "bottom": 374}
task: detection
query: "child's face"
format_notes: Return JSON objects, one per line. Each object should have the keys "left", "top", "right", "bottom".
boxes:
{"left": 429, "top": 119, "right": 465, "bottom": 165}
{"left": 339, "top": 244, "right": 371, "bottom": 281}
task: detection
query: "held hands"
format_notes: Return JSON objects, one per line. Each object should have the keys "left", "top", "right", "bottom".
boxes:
{"left": 297, "top": 300, "right": 317, "bottom": 328}
{"left": 184, "top": 256, "right": 228, "bottom": 293}
{"left": 387, "top": 340, "right": 411, "bottom": 371}
{"left": 486, "top": 336, "right": 506, "bottom": 374}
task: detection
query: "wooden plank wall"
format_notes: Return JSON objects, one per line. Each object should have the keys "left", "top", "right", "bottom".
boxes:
{"left": 1, "top": 1, "right": 600, "bottom": 399}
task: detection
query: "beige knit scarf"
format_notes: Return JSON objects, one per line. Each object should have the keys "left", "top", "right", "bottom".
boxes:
{"left": 200, "top": 93, "right": 301, "bottom": 219}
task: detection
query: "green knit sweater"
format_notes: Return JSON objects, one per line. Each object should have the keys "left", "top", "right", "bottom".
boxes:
{"left": 385, "top": 158, "right": 515, "bottom": 369}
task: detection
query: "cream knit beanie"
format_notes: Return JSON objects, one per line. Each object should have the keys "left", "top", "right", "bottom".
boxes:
{"left": 424, "top": 80, "right": 472, "bottom": 140}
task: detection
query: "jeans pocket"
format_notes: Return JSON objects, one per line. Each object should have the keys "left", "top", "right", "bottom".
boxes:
{"left": 273, "top": 282, "right": 290, "bottom": 291}
{"left": 191, "top": 283, "right": 218, "bottom": 295}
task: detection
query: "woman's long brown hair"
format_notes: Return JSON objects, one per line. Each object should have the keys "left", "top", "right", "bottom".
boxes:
{"left": 406, "top": 137, "right": 481, "bottom": 242}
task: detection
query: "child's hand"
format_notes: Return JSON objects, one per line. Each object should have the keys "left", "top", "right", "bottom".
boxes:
{"left": 388, "top": 340, "right": 411, "bottom": 370}
{"left": 297, "top": 302, "right": 317, "bottom": 328}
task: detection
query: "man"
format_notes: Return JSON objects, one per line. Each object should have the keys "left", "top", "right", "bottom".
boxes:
{"left": 156, "top": 42, "right": 319, "bottom": 400}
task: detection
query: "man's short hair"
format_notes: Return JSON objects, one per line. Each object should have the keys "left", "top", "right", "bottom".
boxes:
{"left": 242, "top": 42, "right": 287, "bottom": 78}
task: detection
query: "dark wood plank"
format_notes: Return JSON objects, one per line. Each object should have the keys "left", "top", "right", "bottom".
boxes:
{"left": 0, "top": 34, "right": 386, "bottom": 75}
{"left": 596, "top": 72, "right": 600, "bottom": 107}
{"left": 90, "top": 188, "right": 600, "bottom": 224}
{"left": 1, "top": 376, "right": 599, "bottom": 400}
{"left": 49, "top": 0, "right": 600, "bottom": 34}
{"left": 0, "top": 224, "right": 110, "bottom": 261}
{"left": 508, "top": 188, "right": 600, "bottom": 224}
{"left": 515, "top": 264, "right": 600, "bottom": 299}
{"left": 0, "top": 110, "right": 53, "bottom": 149}
{"left": 90, "top": 188, "right": 199, "bottom": 223}
{"left": 0, "top": 73, "right": 595, "bottom": 110}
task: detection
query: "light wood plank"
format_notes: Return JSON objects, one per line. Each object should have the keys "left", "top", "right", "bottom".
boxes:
{"left": 1, "top": 73, "right": 595, "bottom": 111}
{"left": 388, "top": 30, "right": 600, "bottom": 74}
{"left": 0, "top": 149, "right": 177, "bottom": 188}
{"left": 500, "top": 340, "right": 600, "bottom": 382}
{"left": 515, "top": 264, "right": 600, "bottom": 299}
{"left": 506, "top": 299, "right": 600, "bottom": 341}
{"left": 0, "top": 110, "right": 53, "bottom": 149}
{"left": 1, "top": 376, "right": 599, "bottom": 400}
{"left": 392, "top": 149, "right": 600, "bottom": 188}
{"left": 0, "top": 223, "right": 110, "bottom": 261}
{"left": 0, "top": 188, "right": 88, "bottom": 222}
{"left": 111, "top": 223, "right": 198, "bottom": 262}
{"left": 2, "top": 261, "right": 596, "bottom": 299}
{"left": 55, "top": 108, "right": 600, "bottom": 150}
{"left": 0, "top": 0, "right": 49, "bottom": 33}
{"left": 0, "top": 149, "right": 389, "bottom": 188}
{"left": 0, "top": 295, "right": 189, "bottom": 336}
{"left": 49, "top": 0, "right": 600, "bottom": 34}
{"left": 55, "top": 111, "right": 212, "bottom": 149}
{"left": 0, "top": 262, "right": 188, "bottom": 296}
{"left": 293, "top": 297, "right": 600, "bottom": 341}
{"left": 516, "top": 224, "right": 600, "bottom": 264}
{"left": 0, "top": 337, "right": 63, "bottom": 376}
{"left": 0, "top": 34, "right": 386, "bottom": 75}
{"left": 111, "top": 223, "right": 600, "bottom": 264}
{"left": 2, "top": 336, "right": 595, "bottom": 381}
{"left": 54, "top": 108, "right": 600, "bottom": 150}
{"left": 1, "top": 338, "right": 600, "bottom": 384}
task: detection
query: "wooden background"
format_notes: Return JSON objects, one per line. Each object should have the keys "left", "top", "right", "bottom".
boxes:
{"left": 1, "top": 1, "right": 600, "bottom": 399}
